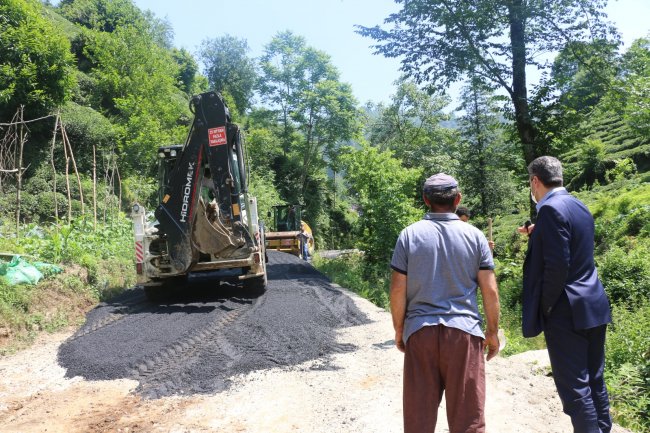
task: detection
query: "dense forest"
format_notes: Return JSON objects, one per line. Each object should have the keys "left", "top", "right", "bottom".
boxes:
{"left": 0, "top": 0, "right": 648, "bottom": 430}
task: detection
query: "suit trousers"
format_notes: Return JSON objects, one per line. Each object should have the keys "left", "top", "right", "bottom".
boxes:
{"left": 403, "top": 324, "right": 485, "bottom": 433}
{"left": 544, "top": 294, "right": 612, "bottom": 433}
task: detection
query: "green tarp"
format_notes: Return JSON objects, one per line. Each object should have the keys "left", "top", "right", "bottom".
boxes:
{"left": 0, "top": 256, "right": 62, "bottom": 286}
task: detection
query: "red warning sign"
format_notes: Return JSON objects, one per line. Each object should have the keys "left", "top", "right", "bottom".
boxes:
{"left": 208, "top": 126, "right": 227, "bottom": 146}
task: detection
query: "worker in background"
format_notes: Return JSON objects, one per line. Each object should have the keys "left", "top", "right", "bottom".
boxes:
{"left": 456, "top": 206, "right": 495, "bottom": 252}
{"left": 298, "top": 223, "right": 312, "bottom": 261}
{"left": 455, "top": 206, "right": 471, "bottom": 222}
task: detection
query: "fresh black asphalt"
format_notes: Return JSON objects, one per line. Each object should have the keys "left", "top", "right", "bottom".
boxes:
{"left": 57, "top": 251, "right": 370, "bottom": 398}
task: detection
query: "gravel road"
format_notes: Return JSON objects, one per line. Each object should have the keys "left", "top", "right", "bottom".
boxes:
{"left": 0, "top": 251, "right": 634, "bottom": 432}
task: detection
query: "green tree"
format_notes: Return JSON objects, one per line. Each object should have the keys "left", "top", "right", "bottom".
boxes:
{"left": 58, "top": 0, "right": 172, "bottom": 46}
{"left": 172, "top": 48, "right": 202, "bottom": 95}
{"left": 606, "top": 38, "right": 650, "bottom": 139}
{"left": 0, "top": 0, "right": 75, "bottom": 120}
{"left": 357, "top": 0, "right": 618, "bottom": 165}
{"left": 530, "top": 39, "right": 619, "bottom": 152}
{"left": 367, "top": 80, "right": 459, "bottom": 177}
{"left": 199, "top": 35, "right": 257, "bottom": 114}
{"left": 457, "top": 78, "right": 521, "bottom": 216}
{"left": 341, "top": 143, "right": 422, "bottom": 265}
{"left": 258, "top": 31, "right": 361, "bottom": 212}
{"left": 79, "top": 25, "right": 190, "bottom": 173}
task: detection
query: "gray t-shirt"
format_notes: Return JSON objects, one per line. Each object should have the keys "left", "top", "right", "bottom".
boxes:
{"left": 390, "top": 212, "right": 494, "bottom": 343}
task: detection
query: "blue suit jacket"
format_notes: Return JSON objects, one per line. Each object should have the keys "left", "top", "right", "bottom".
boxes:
{"left": 522, "top": 190, "right": 611, "bottom": 338}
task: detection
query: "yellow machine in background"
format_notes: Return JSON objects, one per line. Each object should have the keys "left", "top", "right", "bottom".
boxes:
{"left": 265, "top": 205, "right": 314, "bottom": 258}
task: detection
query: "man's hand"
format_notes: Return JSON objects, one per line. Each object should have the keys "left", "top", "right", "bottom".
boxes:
{"left": 484, "top": 331, "right": 500, "bottom": 361}
{"left": 395, "top": 330, "right": 405, "bottom": 353}
{"left": 517, "top": 222, "right": 535, "bottom": 236}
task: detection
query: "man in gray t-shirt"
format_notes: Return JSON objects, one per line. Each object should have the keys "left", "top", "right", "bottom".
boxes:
{"left": 390, "top": 173, "right": 501, "bottom": 433}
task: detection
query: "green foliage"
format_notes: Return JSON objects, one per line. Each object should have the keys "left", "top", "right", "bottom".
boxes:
{"left": 341, "top": 143, "right": 422, "bottom": 265}
{"left": 199, "top": 35, "right": 257, "bottom": 114}
{"left": 604, "top": 38, "right": 650, "bottom": 141}
{"left": 366, "top": 80, "right": 460, "bottom": 177}
{"left": 606, "top": 158, "right": 637, "bottom": 183}
{"left": 356, "top": 0, "right": 617, "bottom": 161}
{"left": 171, "top": 48, "right": 201, "bottom": 95}
{"left": 598, "top": 241, "right": 650, "bottom": 306}
{"left": 248, "top": 171, "right": 283, "bottom": 227}
{"left": 565, "top": 139, "right": 607, "bottom": 189}
{"left": 0, "top": 278, "right": 32, "bottom": 313}
{"left": 59, "top": 0, "right": 172, "bottom": 46}
{"left": 607, "top": 300, "right": 650, "bottom": 373}
{"left": 457, "top": 78, "right": 523, "bottom": 217}
{"left": 77, "top": 24, "right": 190, "bottom": 172}
{"left": 608, "top": 363, "right": 650, "bottom": 432}
{"left": 60, "top": 101, "right": 120, "bottom": 171}
{"left": 121, "top": 175, "right": 158, "bottom": 210}
{"left": 606, "top": 300, "right": 650, "bottom": 432}
{"left": 0, "top": 0, "right": 75, "bottom": 120}
{"left": 257, "top": 31, "right": 362, "bottom": 237}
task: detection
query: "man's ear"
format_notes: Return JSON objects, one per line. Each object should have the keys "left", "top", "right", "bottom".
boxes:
{"left": 454, "top": 192, "right": 462, "bottom": 207}
{"left": 423, "top": 194, "right": 431, "bottom": 208}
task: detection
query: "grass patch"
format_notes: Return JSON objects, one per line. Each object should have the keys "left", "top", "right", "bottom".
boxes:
{"left": 313, "top": 251, "right": 389, "bottom": 309}
{"left": 0, "top": 216, "right": 136, "bottom": 355}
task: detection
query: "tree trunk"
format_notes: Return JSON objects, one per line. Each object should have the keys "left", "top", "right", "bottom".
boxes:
{"left": 508, "top": 0, "right": 537, "bottom": 166}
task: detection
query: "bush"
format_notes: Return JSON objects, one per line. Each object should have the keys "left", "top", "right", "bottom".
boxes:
{"left": 606, "top": 158, "right": 637, "bottom": 183}
{"left": 598, "top": 242, "right": 650, "bottom": 306}
{"left": 606, "top": 300, "right": 650, "bottom": 431}
{"left": 608, "top": 363, "right": 650, "bottom": 432}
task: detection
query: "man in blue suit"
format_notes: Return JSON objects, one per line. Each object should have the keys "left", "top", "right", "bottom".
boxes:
{"left": 520, "top": 156, "right": 612, "bottom": 433}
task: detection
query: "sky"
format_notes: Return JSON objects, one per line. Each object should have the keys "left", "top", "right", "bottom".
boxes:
{"left": 129, "top": 0, "right": 650, "bottom": 106}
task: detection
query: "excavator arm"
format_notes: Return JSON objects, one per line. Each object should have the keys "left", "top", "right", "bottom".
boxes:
{"left": 154, "top": 91, "right": 252, "bottom": 275}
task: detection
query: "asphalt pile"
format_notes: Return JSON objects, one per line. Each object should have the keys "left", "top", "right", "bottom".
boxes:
{"left": 57, "top": 251, "right": 370, "bottom": 398}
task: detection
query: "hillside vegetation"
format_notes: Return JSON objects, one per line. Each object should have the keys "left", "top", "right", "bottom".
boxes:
{"left": 0, "top": 0, "right": 648, "bottom": 430}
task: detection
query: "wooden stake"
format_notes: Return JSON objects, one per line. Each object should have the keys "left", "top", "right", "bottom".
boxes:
{"left": 488, "top": 217, "right": 493, "bottom": 242}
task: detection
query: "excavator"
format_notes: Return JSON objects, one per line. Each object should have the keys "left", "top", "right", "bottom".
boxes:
{"left": 131, "top": 91, "right": 267, "bottom": 299}
{"left": 265, "top": 204, "right": 314, "bottom": 258}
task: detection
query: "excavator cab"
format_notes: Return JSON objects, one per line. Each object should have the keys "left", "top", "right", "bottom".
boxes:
{"left": 265, "top": 204, "right": 314, "bottom": 257}
{"left": 156, "top": 145, "right": 183, "bottom": 204}
{"left": 273, "top": 204, "right": 301, "bottom": 232}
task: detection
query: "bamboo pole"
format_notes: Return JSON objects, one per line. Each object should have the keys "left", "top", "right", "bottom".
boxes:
{"left": 15, "top": 106, "right": 25, "bottom": 238}
{"left": 107, "top": 158, "right": 115, "bottom": 221}
{"left": 63, "top": 125, "right": 72, "bottom": 222}
{"left": 51, "top": 114, "right": 60, "bottom": 222}
{"left": 115, "top": 161, "right": 122, "bottom": 214}
{"left": 92, "top": 143, "right": 97, "bottom": 230}
{"left": 61, "top": 124, "right": 84, "bottom": 215}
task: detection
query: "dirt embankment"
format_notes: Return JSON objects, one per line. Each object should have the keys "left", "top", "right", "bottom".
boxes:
{"left": 0, "top": 252, "right": 633, "bottom": 433}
